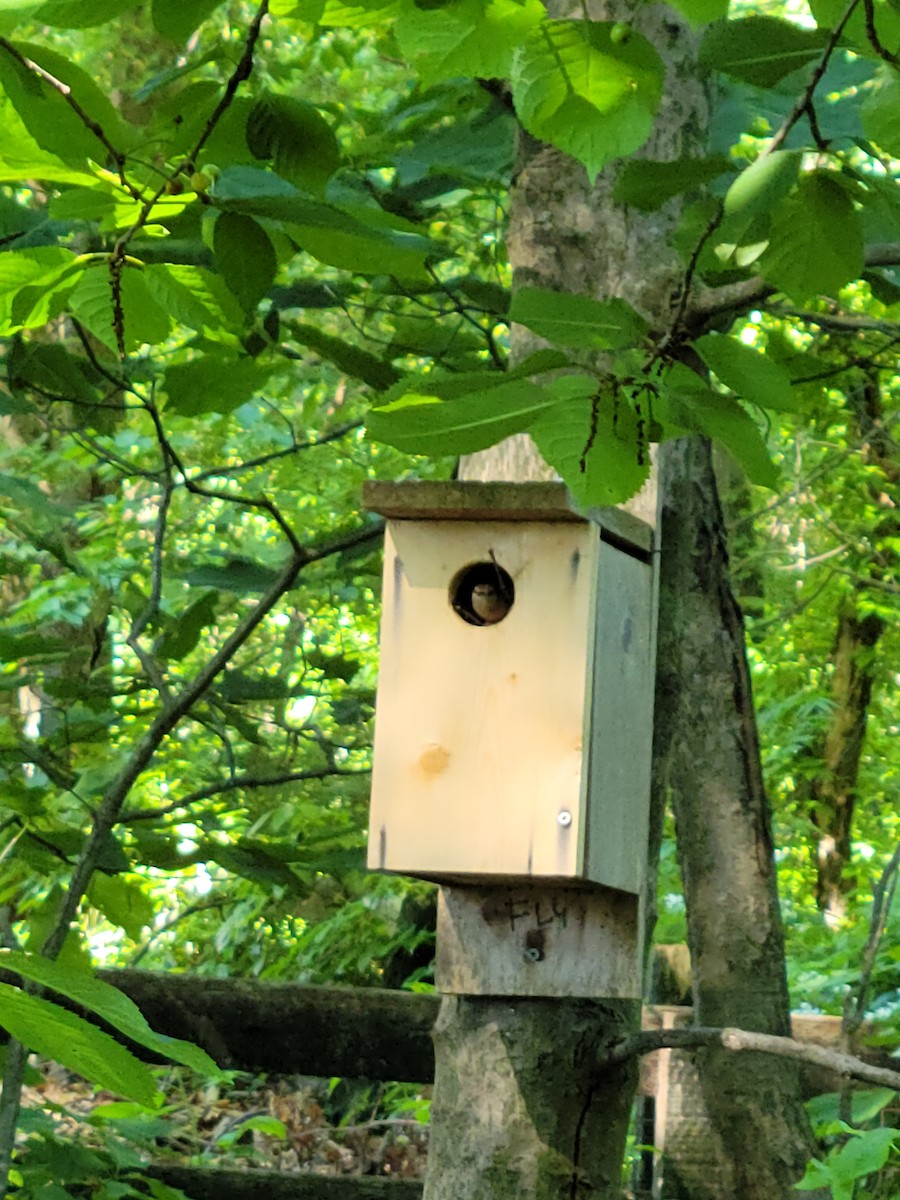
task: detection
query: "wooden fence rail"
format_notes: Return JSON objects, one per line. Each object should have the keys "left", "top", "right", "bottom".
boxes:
{"left": 97, "top": 969, "right": 437, "bottom": 1082}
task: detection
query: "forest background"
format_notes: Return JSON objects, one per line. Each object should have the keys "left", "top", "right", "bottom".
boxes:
{"left": 0, "top": 0, "right": 898, "bottom": 1195}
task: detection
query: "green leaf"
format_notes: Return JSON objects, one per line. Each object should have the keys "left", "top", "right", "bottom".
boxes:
{"left": 699, "top": 17, "right": 827, "bottom": 86}
{"left": 87, "top": 874, "right": 154, "bottom": 941}
{"left": 367, "top": 379, "right": 556, "bottom": 456}
{"left": 511, "top": 19, "right": 664, "bottom": 181}
{"left": 200, "top": 839, "right": 301, "bottom": 888}
{"left": 0, "top": 91, "right": 99, "bottom": 183}
{"left": 0, "top": 246, "right": 79, "bottom": 334}
{"left": 613, "top": 156, "right": 733, "bottom": 212}
{"left": 830, "top": 1127, "right": 898, "bottom": 1183}
{"left": 158, "top": 590, "right": 219, "bottom": 661}
{"left": 164, "top": 355, "right": 274, "bottom": 417}
{"left": 143, "top": 264, "right": 243, "bottom": 334}
{"left": 861, "top": 70, "right": 900, "bottom": 154}
{"left": 693, "top": 332, "right": 794, "bottom": 410}
{"left": 0, "top": 981, "right": 157, "bottom": 1104}
{"left": 794, "top": 1158, "right": 834, "bottom": 1194}
{"left": 665, "top": 0, "right": 727, "bottom": 27}
{"left": 509, "top": 286, "right": 649, "bottom": 349}
{"left": 151, "top": 0, "right": 221, "bottom": 41}
{"left": 69, "top": 266, "right": 172, "bottom": 352}
{"left": 283, "top": 320, "right": 400, "bottom": 389}
{"left": 211, "top": 167, "right": 435, "bottom": 278}
{"left": 664, "top": 365, "right": 779, "bottom": 486}
{"left": 183, "top": 558, "right": 282, "bottom": 592}
{"left": 0, "top": 471, "right": 72, "bottom": 517}
{"left": 723, "top": 150, "right": 800, "bottom": 218}
{"left": 213, "top": 212, "right": 277, "bottom": 314}
{"left": 0, "top": 41, "right": 131, "bottom": 165}
{"left": 49, "top": 187, "right": 118, "bottom": 222}
{"left": 247, "top": 93, "right": 341, "bottom": 197}
{"left": 759, "top": 172, "right": 864, "bottom": 299}
{"left": 28, "top": 0, "right": 138, "bottom": 26}
{"left": 219, "top": 671, "right": 290, "bottom": 701}
{"left": 395, "top": 0, "right": 544, "bottom": 81}
{"left": 382, "top": 351, "right": 566, "bottom": 405}
{"left": 529, "top": 374, "right": 650, "bottom": 506}
{"left": 0, "top": 950, "right": 219, "bottom": 1077}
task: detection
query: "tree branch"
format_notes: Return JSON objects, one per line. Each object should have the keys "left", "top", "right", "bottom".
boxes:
{"left": 687, "top": 243, "right": 900, "bottom": 325}
{"left": 0, "top": 40, "right": 142, "bottom": 202}
{"left": 766, "top": 307, "right": 900, "bottom": 334}
{"left": 120, "top": 766, "right": 371, "bottom": 823}
{"left": 862, "top": 0, "right": 900, "bottom": 65}
{"left": 597, "top": 1026, "right": 900, "bottom": 1092}
{"left": 845, "top": 842, "right": 900, "bottom": 1039}
{"left": 191, "top": 419, "right": 364, "bottom": 483}
{"left": 767, "top": 0, "right": 861, "bottom": 153}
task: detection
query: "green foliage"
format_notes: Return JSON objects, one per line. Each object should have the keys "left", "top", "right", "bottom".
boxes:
{"left": 0, "top": 0, "right": 895, "bottom": 1192}
{"left": 799, "top": 1091, "right": 900, "bottom": 1200}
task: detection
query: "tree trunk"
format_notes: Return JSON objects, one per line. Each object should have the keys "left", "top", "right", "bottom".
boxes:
{"left": 800, "top": 372, "right": 894, "bottom": 922}
{"left": 806, "top": 603, "right": 884, "bottom": 920}
{"left": 427, "top": 997, "right": 637, "bottom": 1200}
{"left": 653, "top": 437, "right": 821, "bottom": 1200}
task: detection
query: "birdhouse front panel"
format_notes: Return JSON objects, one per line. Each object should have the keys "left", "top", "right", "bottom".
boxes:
{"left": 368, "top": 518, "right": 598, "bottom": 881}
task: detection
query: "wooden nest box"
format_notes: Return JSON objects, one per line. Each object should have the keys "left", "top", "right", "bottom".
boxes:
{"left": 364, "top": 481, "right": 656, "bottom": 895}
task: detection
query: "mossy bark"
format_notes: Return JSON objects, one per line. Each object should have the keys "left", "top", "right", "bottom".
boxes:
{"left": 425, "top": 997, "right": 638, "bottom": 1200}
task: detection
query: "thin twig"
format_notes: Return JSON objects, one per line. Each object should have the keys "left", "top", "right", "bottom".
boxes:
{"left": 846, "top": 842, "right": 900, "bottom": 1039}
{"left": 597, "top": 1025, "right": 900, "bottom": 1091}
{"left": 120, "top": 767, "right": 371, "bottom": 823}
{"left": 862, "top": 0, "right": 900, "bottom": 65}
{"left": 651, "top": 204, "right": 724, "bottom": 363}
{"left": 192, "top": 419, "right": 364, "bottom": 483}
{"left": 127, "top": 482, "right": 174, "bottom": 700}
{"left": 108, "top": 0, "right": 271, "bottom": 358}
{"left": 141, "top": 395, "right": 305, "bottom": 556}
{"left": 0, "top": 40, "right": 143, "bottom": 202}
{"left": 767, "top": 0, "right": 861, "bottom": 154}
{"left": 767, "top": 307, "right": 900, "bottom": 335}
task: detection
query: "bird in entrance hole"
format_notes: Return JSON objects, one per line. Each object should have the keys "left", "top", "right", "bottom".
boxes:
{"left": 470, "top": 581, "right": 511, "bottom": 625}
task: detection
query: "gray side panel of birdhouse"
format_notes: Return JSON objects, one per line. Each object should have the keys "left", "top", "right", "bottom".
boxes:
{"left": 584, "top": 546, "right": 654, "bottom": 894}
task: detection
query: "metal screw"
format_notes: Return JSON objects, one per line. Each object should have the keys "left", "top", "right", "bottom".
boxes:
{"left": 557, "top": 810, "right": 572, "bottom": 827}
{"left": 523, "top": 946, "right": 543, "bottom": 963}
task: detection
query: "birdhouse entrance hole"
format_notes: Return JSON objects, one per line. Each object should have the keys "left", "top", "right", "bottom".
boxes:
{"left": 450, "top": 559, "right": 515, "bottom": 627}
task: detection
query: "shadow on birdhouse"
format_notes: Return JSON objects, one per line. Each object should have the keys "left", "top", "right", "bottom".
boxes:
{"left": 364, "top": 480, "right": 656, "bottom": 896}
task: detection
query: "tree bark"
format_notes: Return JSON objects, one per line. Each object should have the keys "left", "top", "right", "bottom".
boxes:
{"left": 806, "top": 603, "right": 884, "bottom": 920}
{"left": 145, "top": 1164, "right": 422, "bottom": 1200}
{"left": 653, "top": 438, "right": 822, "bottom": 1200}
{"left": 427, "top": 998, "right": 637, "bottom": 1200}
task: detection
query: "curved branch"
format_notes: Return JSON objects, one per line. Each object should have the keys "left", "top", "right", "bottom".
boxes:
{"left": 598, "top": 1025, "right": 900, "bottom": 1092}
{"left": 687, "top": 243, "right": 900, "bottom": 325}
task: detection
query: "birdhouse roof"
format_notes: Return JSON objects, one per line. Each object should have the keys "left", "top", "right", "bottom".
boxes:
{"left": 362, "top": 481, "right": 652, "bottom": 556}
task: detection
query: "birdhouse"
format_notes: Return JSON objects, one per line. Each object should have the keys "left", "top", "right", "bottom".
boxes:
{"left": 364, "top": 481, "right": 656, "bottom": 896}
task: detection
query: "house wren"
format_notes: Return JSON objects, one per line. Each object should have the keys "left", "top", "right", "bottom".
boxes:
{"left": 470, "top": 581, "right": 510, "bottom": 625}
